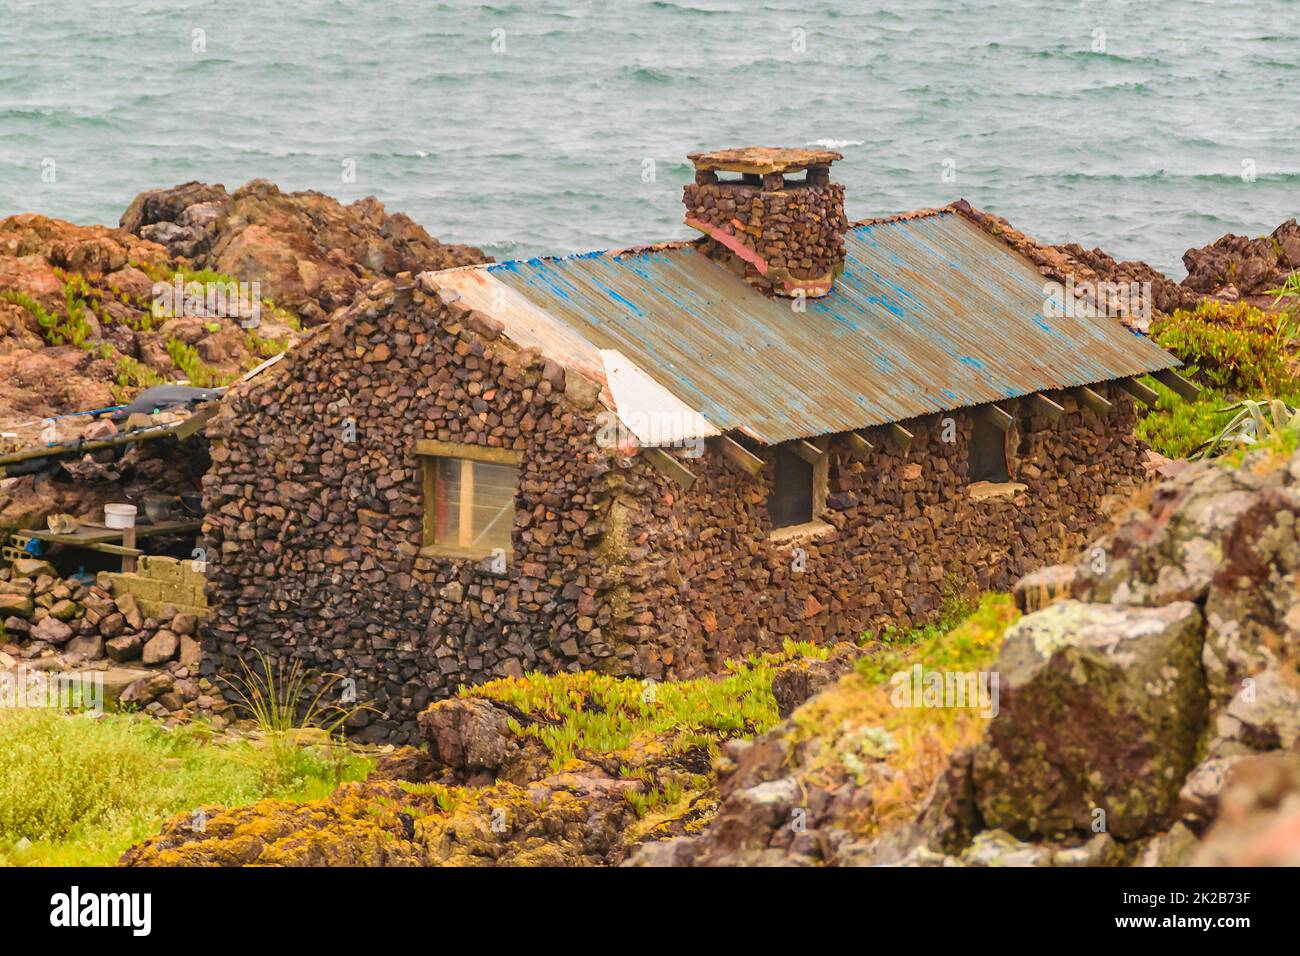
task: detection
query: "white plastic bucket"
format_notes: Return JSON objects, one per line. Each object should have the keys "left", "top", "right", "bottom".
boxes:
{"left": 104, "top": 503, "right": 138, "bottom": 529}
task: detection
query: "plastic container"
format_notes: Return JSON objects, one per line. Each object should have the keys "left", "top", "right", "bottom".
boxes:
{"left": 104, "top": 503, "right": 137, "bottom": 529}
{"left": 143, "top": 494, "right": 174, "bottom": 523}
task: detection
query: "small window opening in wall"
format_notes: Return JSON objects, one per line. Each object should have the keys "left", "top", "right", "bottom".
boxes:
{"left": 768, "top": 446, "right": 814, "bottom": 528}
{"left": 969, "top": 415, "right": 1011, "bottom": 483}
{"left": 419, "top": 442, "right": 520, "bottom": 559}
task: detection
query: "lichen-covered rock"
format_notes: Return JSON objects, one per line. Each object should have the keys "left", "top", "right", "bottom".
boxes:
{"left": 122, "top": 768, "right": 645, "bottom": 867}
{"left": 1134, "top": 822, "right": 1199, "bottom": 867}
{"left": 1207, "top": 668, "right": 1300, "bottom": 758}
{"left": 417, "top": 697, "right": 518, "bottom": 776}
{"left": 972, "top": 599, "right": 1207, "bottom": 840}
{"left": 1071, "top": 460, "right": 1277, "bottom": 607}
{"left": 1201, "top": 487, "right": 1300, "bottom": 710}
{"left": 1177, "top": 755, "right": 1246, "bottom": 826}
{"left": 119, "top": 781, "right": 434, "bottom": 867}
{"left": 1191, "top": 754, "right": 1300, "bottom": 866}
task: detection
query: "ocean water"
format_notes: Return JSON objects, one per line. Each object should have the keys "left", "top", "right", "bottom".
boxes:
{"left": 0, "top": 0, "right": 1297, "bottom": 277}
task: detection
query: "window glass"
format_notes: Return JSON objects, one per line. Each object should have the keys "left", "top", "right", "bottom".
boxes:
{"left": 427, "top": 457, "right": 517, "bottom": 554}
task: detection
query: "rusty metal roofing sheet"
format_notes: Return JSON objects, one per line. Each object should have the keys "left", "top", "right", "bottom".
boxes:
{"left": 445, "top": 210, "right": 1177, "bottom": 445}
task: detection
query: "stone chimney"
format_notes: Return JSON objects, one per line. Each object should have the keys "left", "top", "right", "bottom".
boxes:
{"left": 683, "top": 146, "right": 848, "bottom": 298}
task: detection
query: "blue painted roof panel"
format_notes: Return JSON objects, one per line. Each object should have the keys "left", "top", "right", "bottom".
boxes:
{"left": 474, "top": 211, "right": 1176, "bottom": 443}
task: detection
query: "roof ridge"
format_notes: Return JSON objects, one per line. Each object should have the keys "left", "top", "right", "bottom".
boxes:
{"left": 849, "top": 206, "right": 954, "bottom": 228}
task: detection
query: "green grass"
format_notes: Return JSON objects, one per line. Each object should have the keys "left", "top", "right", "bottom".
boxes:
{"left": 1135, "top": 374, "right": 1240, "bottom": 459}
{"left": 857, "top": 593, "right": 1013, "bottom": 687}
{"left": 463, "top": 642, "right": 827, "bottom": 772}
{"left": 0, "top": 709, "right": 371, "bottom": 866}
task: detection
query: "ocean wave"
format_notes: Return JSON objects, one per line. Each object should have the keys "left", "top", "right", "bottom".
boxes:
{"left": 808, "top": 139, "right": 864, "bottom": 150}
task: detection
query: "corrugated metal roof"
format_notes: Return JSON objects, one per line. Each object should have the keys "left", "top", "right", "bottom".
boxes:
{"left": 432, "top": 211, "right": 1177, "bottom": 445}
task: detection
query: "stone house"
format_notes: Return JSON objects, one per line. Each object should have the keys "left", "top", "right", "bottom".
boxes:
{"left": 202, "top": 147, "right": 1190, "bottom": 743}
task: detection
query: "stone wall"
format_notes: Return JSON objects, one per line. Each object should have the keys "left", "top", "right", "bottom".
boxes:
{"left": 620, "top": 395, "right": 1147, "bottom": 678}
{"left": 201, "top": 278, "right": 640, "bottom": 744}
{"left": 682, "top": 175, "right": 849, "bottom": 297}
{"left": 202, "top": 274, "right": 1147, "bottom": 743}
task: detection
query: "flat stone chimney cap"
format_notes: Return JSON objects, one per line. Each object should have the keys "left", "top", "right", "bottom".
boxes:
{"left": 687, "top": 146, "right": 843, "bottom": 176}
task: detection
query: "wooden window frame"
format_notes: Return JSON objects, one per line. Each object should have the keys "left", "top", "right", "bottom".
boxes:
{"left": 416, "top": 439, "right": 521, "bottom": 561}
{"left": 766, "top": 440, "right": 831, "bottom": 540}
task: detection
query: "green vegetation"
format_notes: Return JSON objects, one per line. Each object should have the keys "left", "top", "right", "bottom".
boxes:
{"left": 857, "top": 593, "right": 1012, "bottom": 687}
{"left": 0, "top": 283, "right": 97, "bottom": 348}
{"left": 1151, "top": 300, "right": 1297, "bottom": 398}
{"left": 0, "top": 709, "right": 371, "bottom": 866}
{"left": 1139, "top": 299, "right": 1300, "bottom": 459}
{"left": 1196, "top": 399, "right": 1300, "bottom": 464}
{"left": 137, "top": 261, "right": 302, "bottom": 331}
{"left": 862, "top": 584, "right": 979, "bottom": 648}
{"left": 768, "top": 594, "right": 1019, "bottom": 835}
{"left": 1135, "top": 374, "right": 1237, "bottom": 459}
{"left": 464, "top": 648, "right": 799, "bottom": 773}
{"left": 111, "top": 354, "right": 164, "bottom": 402}
{"left": 1270, "top": 270, "right": 1300, "bottom": 311}
{"left": 221, "top": 648, "right": 368, "bottom": 740}
{"left": 165, "top": 336, "right": 234, "bottom": 388}
{"left": 245, "top": 329, "right": 291, "bottom": 359}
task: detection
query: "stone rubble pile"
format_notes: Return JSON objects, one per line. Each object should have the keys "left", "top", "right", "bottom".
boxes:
{"left": 0, "top": 557, "right": 229, "bottom": 725}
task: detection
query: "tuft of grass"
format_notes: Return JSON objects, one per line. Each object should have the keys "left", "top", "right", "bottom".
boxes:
{"left": 0, "top": 709, "right": 371, "bottom": 866}
{"left": 164, "top": 337, "right": 234, "bottom": 388}
{"left": 1204, "top": 400, "right": 1300, "bottom": 467}
{"left": 775, "top": 594, "right": 1018, "bottom": 836}
{"left": 861, "top": 585, "right": 980, "bottom": 648}
{"left": 1268, "top": 270, "right": 1300, "bottom": 313}
{"left": 219, "top": 649, "right": 376, "bottom": 793}
{"left": 856, "top": 593, "right": 1012, "bottom": 688}
{"left": 221, "top": 648, "right": 365, "bottom": 738}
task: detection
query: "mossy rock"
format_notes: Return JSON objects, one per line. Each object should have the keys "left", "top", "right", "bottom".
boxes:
{"left": 972, "top": 599, "right": 1207, "bottom": 841}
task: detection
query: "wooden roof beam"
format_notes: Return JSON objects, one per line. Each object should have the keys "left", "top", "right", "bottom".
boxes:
{"left": 643, "top": 447, "right": 696, "bottom": 492}
{"left": 710, "top": 434, "right": 763, "bottom": 476}
{"left": 979, "top": 403, "right": 1015, "bottom": 432}
{"left": 845, "top": 430, "right": 874, "bottom": 457}
{"left": 1117, "top": 377, "right": 1161, "bottom": 407}
{"left": 888, "top": 422, "right": 914, "bottom": 452}
{"left": 788, "top": 439, "right": 825, "bottom": 465}
{"left": 1075, "top": 385, "right": 1113, "bottom": 416}
{"left": 1026, "top": 392, "right": 1065, "bottom": 421}
{"left": 1152, "top": 368, "right": 1202, "bottom": 401}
